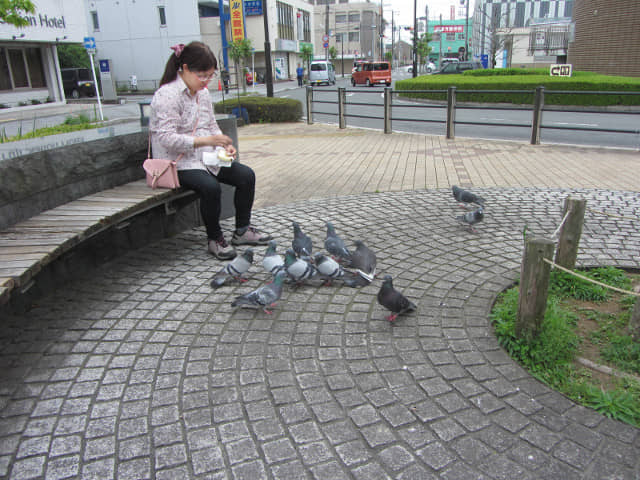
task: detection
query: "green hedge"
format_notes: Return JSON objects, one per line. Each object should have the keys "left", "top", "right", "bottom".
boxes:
{"left": 214, "top": 95, "right": 302, "bottom": 123}
{"left": 395, "top": 68, "right": 640, "bottom": 106}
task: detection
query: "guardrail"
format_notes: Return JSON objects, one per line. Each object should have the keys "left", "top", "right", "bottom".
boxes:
{"left": 305, "top": 86, "right": 640, "bottom": 146}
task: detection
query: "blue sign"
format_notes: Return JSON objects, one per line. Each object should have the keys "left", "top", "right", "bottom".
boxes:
{"left": 481, "top": 54, "right": 489, "bottom": 69}
{"left": 99, "top": 59, "right": 110, "bottom": 73}
{"left": 83, "top": 37, "right": 96, "bottom": 50}
{"left": 244, "top": 0, "right": 262, "bottom": 15}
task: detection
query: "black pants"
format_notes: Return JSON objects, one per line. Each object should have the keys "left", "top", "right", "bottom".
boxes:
{"left": 297, "top": 76, "right": 303, "bottom": 86}
{"left": 178, "top": 163, "right": 255, "bottom": 240}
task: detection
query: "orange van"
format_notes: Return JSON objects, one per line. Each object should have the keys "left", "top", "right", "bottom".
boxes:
{"left": 351, "top": 61, "right": 391, "bottom": 87}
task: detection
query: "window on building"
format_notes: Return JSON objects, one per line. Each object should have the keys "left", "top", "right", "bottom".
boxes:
{"left": 25, "top": 48, "right": 45, "bottom": 88}
{"left": 515, "top": 2, "right": 525, "bottom": 27}
{"left": 0, "top": 50, "right": 11, "bottom": 90}
{"left": 491, "top": 3, "right": 501, "bottom": 29}
{"left": 335, "top": 13, "right": 347, "bottom": 23}
{"left": 540, "top": 1, "right": 549, "bottom": 18}
{"left": 348, "top": 12, "right": 360, "bottom": 23}
{"left": 303, "top": 11, "right": 311, "bottom": 42}
{"left": 564, "top": 1, "right": 573, "bottom": 17}
{"left": 348, "top": 31, "right": 359, "bottom": 42}
{"left": 8, "top": 49, "right": 28, "bottom": 88}
{"left": 446, "top": 32, "right": 455, "bottom": 41}
{"left": 277, "top": 1, "right": 294, "bottom": 40}
{"left": 158, "top": 6, "right": 167, "bottom": 26}
{"left": 432, "top": 33, "right": 440, "bottom": 41}
{"left": 91, "top": 11, "right": 100, "bottom": 31}
{"left": 335, "top": 32, "right": 344, "bottom": 43}
{"left": 457, "top": 33, "right": 465, "bottom": 41}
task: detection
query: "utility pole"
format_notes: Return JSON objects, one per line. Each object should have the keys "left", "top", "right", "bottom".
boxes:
{"left": 464, "top": 0, "right": 469, "bottom": 60}
{"left": 412, "top": 0, "right": 417, "bottom": 77}
{"left": 391, "top": 11, "right": 395, "bottom": 69}
{"left": 379, "top": 0, "right": 384, "bottom": 61}
{"left": 325, "top": 4, "right": 329, "bottom": 60}
{"left": 439, "top": 14, "right": 442, "bottom": 66}
{"left": 263, "top": 0, "right": 274, "bottom": 97}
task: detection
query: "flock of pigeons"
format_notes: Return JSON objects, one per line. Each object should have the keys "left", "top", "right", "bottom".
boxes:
{"left": 213, "top": 186, "right": 486, "bottom": 322}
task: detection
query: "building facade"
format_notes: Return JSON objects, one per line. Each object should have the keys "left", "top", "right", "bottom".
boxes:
{"left": 311, "top": 0, "right": 382, "bottom": 74}
{"left": 427, "top": 19, "right": 473, "bottom": 68}
{"left": 568, "top": 0, "right": 640, "bottom": 77}
{"left": 0, "top": 0, "right": 88, "bottom": 108}
{"left": 84, "top": 0, "right": 314, "bottom": 90}
{"left": 472, "top": 0, "right": 574, "bottom": 68}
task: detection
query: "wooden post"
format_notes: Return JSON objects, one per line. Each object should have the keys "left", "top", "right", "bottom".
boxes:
{"left": 554, "top": 196, "right": 586, "bottom": 270}
{"left": 516, "top": 237, "right": 555, "bottom": 341}
{"left": 630, "top": 298, "right": 640, "bottom": 342}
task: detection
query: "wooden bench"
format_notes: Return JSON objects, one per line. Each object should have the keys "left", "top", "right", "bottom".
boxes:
{"left": 0, "top": 181, "right": 198, "bottom": 307}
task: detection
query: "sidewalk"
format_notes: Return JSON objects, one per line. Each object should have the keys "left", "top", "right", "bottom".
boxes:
{"left": 0, "top": 123, "right": 638, "bottom": 479}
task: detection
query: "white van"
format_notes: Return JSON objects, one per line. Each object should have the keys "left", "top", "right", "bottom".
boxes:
{"left": 309, "top": 61, "right": 336, "bottom": 86}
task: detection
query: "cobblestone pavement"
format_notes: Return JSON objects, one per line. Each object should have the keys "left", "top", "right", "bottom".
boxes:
{"left": 1, "top": 184, "right": 639, "bottom": 479}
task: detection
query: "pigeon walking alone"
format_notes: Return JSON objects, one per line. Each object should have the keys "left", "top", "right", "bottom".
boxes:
{"left": 350, "top": 240, "right": 377, "bottom": 284}
{"left": 210, "top": 248, "right": 254, "bottom": 288}
{"left": 292, "top": 221, "right": 313, "bottom": 259}
{"left": 324, "top": 222, "right": 351, "bottom": 264}
{"left": 452, "top": 185, "right": 485, "bottom": 208}
{"left": 457, "top": 207, "right": 484, "bottom": 233}
{"left": 377, "top": 275, "right": 417, "bottom": 322}
{"left": 231, "top": 270, "right": 286, "bottom": 314}
{"left": 262, "top": 240, "right": 284, "bottom": 276}
{"left": 284, "top": 248, "right": 316, "bottom": 285}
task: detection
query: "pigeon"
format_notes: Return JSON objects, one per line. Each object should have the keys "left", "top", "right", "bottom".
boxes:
{"left": 457, "top": 207, "right": 484, "bottom": 232}
{"left": 292, "top": 221, "right": 313, "bottom": 259}
{"left": 231, "top": 270, "right": 286, "bottom": 314}
{"left": 313, "top": 253, "right": 345, "bottom": 285}
{"left": 350, "top": 240, "right": 377, "bottom": 283}
{"left": 377, "top": 275, "right": 417, "bottom": 322}
{"left": 262, "top": 240, "right": 284, "bottom": 276}
{"left": 210, "top": 248, "right": 254, "bottom": 288}
{"left": 284, "top": 248, "right": 316, "bottom": 285}
{"left": 452, "top": 185, "right": 485, "bottom": 208}
{"left": 324, "top": 222, "right": 352, "bottom": 264}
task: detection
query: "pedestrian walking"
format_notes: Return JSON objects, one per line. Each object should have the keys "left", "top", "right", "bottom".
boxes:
{"left": 296, "top": 63, "right": 304, "bottom": 87}
{"left": 150, "top": 41, "right": 272, "bottom": 260}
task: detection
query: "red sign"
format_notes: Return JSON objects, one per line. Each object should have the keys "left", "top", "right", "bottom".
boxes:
{"left": 434, "top": 25, "right": 464, "bottom": 34}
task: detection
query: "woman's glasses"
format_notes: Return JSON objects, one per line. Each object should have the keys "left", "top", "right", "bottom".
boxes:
{"left": 195, "top": 71, "right": 217, "bottom": 82}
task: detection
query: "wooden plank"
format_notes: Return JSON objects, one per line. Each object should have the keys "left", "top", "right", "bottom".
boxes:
{"left": 0, "top": 252, "right": 46, "bottom": 261}
{"left": 0, "top": 266, "right": 36, "bottom": 286}
{"left": 0, "top": 259, "right": 40, "bottom": 269}
{"left": 0, "top": 277, "right": 15, "bottom": 289}
{"left": 0, "top": 245, "right": 58, "bottom": 255}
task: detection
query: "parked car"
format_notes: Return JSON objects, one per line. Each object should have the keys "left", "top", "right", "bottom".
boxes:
{"left": 61, "top": 68, "right": 95, "bottom": 99}
{"left": 351, "top": 61, "right": 391, "bottom": 87}
{"left": 309, "top": 60, "right": 336, "bottom": 86}
{"left": 433, "top": 61, "right": 484, "bottom": 74}
{"left": 404, "top": 61, "right": 436, "bottom": 74}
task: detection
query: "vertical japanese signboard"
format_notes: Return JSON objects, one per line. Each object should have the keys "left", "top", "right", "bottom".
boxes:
{"left": 230, "top": 0, "right": 246, "bottom": 42}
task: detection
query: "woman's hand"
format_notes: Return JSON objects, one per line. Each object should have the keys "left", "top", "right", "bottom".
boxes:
{"left": 194, "top": 134, "right": 233, "bottom": 149}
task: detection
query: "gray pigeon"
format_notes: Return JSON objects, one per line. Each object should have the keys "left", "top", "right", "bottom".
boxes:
{"left": 324, "top": 222, "right": 351, "bottom": 264}
{"left": 457, "top": 207, "right": 484, "bottom": 232}
{"left": 231, "top": 270, "right": 286, "bottom": 314}
{"left": 313, "top": 253, "right": 344, "bottom": 285}
{"left": 284, "top": 248, "right": 316, "bottom": 285}
{"left": 292, "top": 221, "right": 313, "bottom": 259}
{"left": 452, "top": 185, "right": 485, "bottom": 208}
{"left": 350, "top": 240, "right": 377, "bottom": 283}
{"left": 262, "top": 240, "right": 284, "bottom": 276}
{"left": 210, "top": 248, "right": 254, "bottom": 288}
{"left": 377, "top": 275, "right": 417, "bottom": 322}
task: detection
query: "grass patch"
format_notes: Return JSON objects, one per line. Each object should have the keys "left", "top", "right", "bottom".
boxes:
{"left": 1, "top": 114, "right": 102, "bottom": 143}
{"left": 491, "top": 267, "right": 640, "bottom": 427}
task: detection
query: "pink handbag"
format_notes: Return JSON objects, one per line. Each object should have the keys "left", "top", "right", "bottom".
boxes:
{"left": 143, "top": 157, "right": 180, "bottom": 189}
{"left": 144, "top": 97, "right": 200, "bottom": 189}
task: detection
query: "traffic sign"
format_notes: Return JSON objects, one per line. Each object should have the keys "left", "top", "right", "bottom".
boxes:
{"left": 323, "top": 42, "right": 329, "bottom": 48}
{"left": 322, "top": 34, "right": 329, "bottom": 42}
{"left": 84, "top": 36, "right": 96, "bottom": 54}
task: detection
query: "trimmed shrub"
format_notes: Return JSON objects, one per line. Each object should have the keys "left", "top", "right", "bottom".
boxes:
{"left": 395, "top": 68, "right": 640, "bottom": 106}
{"left": 214, "top": 95, "right": 302, "bottom": 123}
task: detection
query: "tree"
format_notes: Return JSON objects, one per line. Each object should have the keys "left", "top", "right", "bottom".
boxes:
{"left": 299, "top": 44, "right": 313, "bottom": 80}
{"left": 57, "top": 44, "right": 91, "bottom": 69}
{"left": 384, "top": 51, "right": 393, "bottom": 62}
{"left": 328, "top": 46, "right": 337, "bottom": 63}
{"left": 416, "top": 33, "right": 432, "bottom": 73}
{"left": 0, "top": 0, "right": 35, "bottom": 27}
{"left": 228, "top": 38, "right": 253, "bottom": 94}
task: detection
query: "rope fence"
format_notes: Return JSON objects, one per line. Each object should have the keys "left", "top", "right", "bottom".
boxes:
{"left": 542, "top": 257, "right": 640, "bottom": 297}
{"left": 552, "top": 208, "right": 571, "bottom": 239}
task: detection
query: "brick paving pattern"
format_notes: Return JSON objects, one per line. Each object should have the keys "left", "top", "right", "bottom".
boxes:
{"left": 1, "top": 123, "right": 640, "bottom": 479}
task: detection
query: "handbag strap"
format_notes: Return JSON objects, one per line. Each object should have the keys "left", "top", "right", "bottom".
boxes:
{"left": 148, "top": 94, "right": 201, "bottom": 160}
{"left": 150, "top": 161, "right": 174, "bottom": 189}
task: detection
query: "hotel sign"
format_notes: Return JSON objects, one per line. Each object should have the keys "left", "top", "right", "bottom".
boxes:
{"left": 433, "top": 25, "right": 464, "bottom": 34}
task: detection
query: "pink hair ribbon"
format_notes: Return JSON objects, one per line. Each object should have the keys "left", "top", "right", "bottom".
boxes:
{"left": 170, "top": 43, "right": 185, "bottom": 58}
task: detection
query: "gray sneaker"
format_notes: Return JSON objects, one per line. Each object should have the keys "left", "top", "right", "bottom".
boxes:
{"left": 231, "top": 226, "right": 272, "bottom": 246}
{"left": 208, "top": 237, "right": 236, "bottom": 260}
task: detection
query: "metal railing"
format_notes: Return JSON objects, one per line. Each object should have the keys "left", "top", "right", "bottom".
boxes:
{"left": 305, "top": 86, "right": 640, "bottom": 146}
